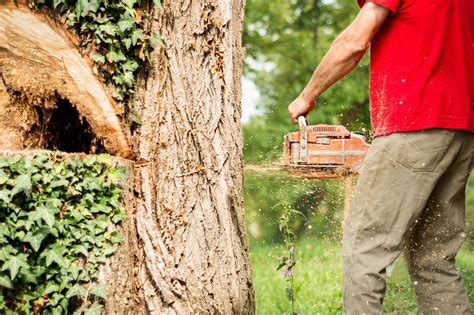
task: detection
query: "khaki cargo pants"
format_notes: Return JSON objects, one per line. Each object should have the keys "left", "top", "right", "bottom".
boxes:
{"left": 343, "top": 129, "right": 474, "bottom": 314}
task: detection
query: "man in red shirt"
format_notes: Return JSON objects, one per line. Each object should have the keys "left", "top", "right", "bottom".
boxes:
{"left": 288, "top": 0, "right": 474, "bottom": 313}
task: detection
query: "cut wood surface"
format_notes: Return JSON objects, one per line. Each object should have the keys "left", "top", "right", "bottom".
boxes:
{"left": 0, "top": 2, "right": 132, "bottom": 158}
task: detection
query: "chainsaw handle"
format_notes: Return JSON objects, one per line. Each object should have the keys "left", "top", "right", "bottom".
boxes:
{"left": 297, "top": 116, "right": 307, "bottom": 129}
{"left": 298, "top": 116, "right": 308, "bottom": 163}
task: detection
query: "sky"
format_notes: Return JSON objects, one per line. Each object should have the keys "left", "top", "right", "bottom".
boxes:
{"left": 241, "top": 76, "right": 261, "bottom": 123}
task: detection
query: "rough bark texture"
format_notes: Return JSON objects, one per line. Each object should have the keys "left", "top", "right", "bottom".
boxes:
{"left": 132, "top": 0, "right": 254, "bottom": 313}
{"left": 0, "top": 1, "right": 132, "bottom": 158}
{"left": 97, "top": 157, "right": 146, "bottom": 314}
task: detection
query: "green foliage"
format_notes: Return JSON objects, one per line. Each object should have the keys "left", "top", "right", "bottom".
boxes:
{"left": 277, "top": 201, "right": 304, "bottom": 314}
{"left": 250, "top": 239, "right": 474, "bottom": 314}
{"left": 0, "top": 154, "right": 126, "bottom": 314}
{"left": 243, "top": 0, "right": 370, "bottom": 163}
{"left": 31, "top": 0, "right": 163, "bottom": 103}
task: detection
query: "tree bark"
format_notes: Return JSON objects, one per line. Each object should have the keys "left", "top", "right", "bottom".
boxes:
{"left": 132, "top": 0, "right": 254, "bottom": 313}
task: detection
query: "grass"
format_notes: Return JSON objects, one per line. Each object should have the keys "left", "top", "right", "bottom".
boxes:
{"left": 250, "top": 239, "right": 474, "bottom": 314}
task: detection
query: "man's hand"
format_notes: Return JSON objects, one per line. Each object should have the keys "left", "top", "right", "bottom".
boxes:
{"left": 288, "top": 95, "right": 315, "bottom": 124}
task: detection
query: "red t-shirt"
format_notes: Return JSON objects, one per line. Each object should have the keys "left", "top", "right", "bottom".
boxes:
{"left": 358, "top": 0, "right": 474, "bottom": 137}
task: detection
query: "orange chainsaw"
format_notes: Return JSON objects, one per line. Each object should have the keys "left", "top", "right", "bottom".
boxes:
{"left": 282, "top": 116, "right": 370, "bottom": 179}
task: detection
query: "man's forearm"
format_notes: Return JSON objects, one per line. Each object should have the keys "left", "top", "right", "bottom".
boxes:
{"left": 299, "top": 2, "right": 389, "bottom": 103}
{"left": 300, "top": 32, "right": 367, "bottom": 102}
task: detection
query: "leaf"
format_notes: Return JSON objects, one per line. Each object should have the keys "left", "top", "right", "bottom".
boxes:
{"left": 0, "top": 190, "right": 10, "bottom": 204}
{"left": 30, "top": 207, "right": 56, "bottom": 228}
{"left": 24, "top": 231, "right": 47, "bottom": 252}
{"left": 285, "top": 287, "right": 294, "bottom": 301}
{"left": 65, "top": 284, "right": 87, "bottom": 298}
{"left": 83, "top": 302, "right": 104, "bottom": 315}
{"left": 74, "top": 244, "right": 89, "bottom": 257}
{"left": 131, "top": 28, "right": 144, "bottom": 45}
{"left": 50, "top": 179, "right": 69, "bottom": 189}
{"left": 153, "top": 0, "right": 162, "bottom": 7}
{"left": 122, "top": 70, "right": 135, "bottom": 87}
{"left": 150, "top": 32, "right": 164, "bottom": 47}
{"left": 106, "top": 167, "right": 126, "bottom": 184}
{"left": 96, "top": 154, "right": 111, "bottom": 165}
{"left": 0, "top": 169, "right": 8, "bottom": 185}
{"left": 102, "top": 245, "right": 116, "bottom": 257}
{"left": 123, "top": 59, "right": 139, "bottom": 72}
{"left": 99, "top": 23, "right": 116, "bottom": 36}
{"left": 0, "top": 275, "right": 13, "bottom": 289}
{"left": 2, "top": 253, "right": 29, "bottom": 279}
{"left": 11, "top": 174, "right": 32, "bottom": 196}
{"left": 111, "top": 210, "right": 126, "bottom": 224}
{"left": 44, "top": 282, "right": 60, "bottom": 295}
{"left": 106, "top": 49, "right": 127, "bottom": 63}
{"left": 92, "top": 53, "right": 106, "bottom": 64}
{"left": 90, "top": 283, "right": 108, "bottom": 299}
{"left": 118, "top": 18, "right": 135, "bottom": 33}
{"left": 130, "top": 112, "right": 142, "bottom": 125}
{"left": 43, "top": 247, "right": 67, "bottom": 268}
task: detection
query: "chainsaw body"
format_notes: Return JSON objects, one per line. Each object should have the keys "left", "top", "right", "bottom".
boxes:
{"left": 282, "top": 117, "right": 370, "bottom": 178}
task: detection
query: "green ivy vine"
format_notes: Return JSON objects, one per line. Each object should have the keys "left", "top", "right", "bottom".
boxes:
{"left": 30, "top": 0, "right": 163, "bottom": 103}
{"left": 0, "top": 154, "right": 126, "bottom": 314}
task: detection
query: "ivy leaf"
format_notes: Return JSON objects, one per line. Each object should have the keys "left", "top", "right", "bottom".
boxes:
{"left": 122, "top": 71, "right": 135, "bottom": 87}
{"left": 106, "top": 167, "right": 126, "bottom": 184}
{"left": 0, "top": 190, "right": 10, "bottom": 204}
{"left": 90, "top": 283, "right": 108, "bottom": 299}
{"left": 44, "top": 282, "right": 60, "bottom": 295}
{"left": 111, "top": 211, "right": 126, "bottom": 224}
{"left": 0, "top": 169, "right": 8, "bottom": 185}
{"left": 123, "top": 60, "right": 139, "bottom": 72}
{"left": 99, "top": 23, "right": 116, "bottom": 36}
{"left": 118, "top": 18, "right": 135, "bottom": 33}
{"left": 83, "top": 302, "right": 104, "bottom": 315}
{"left": 96, "top": 154, "right": 111, "bottom": 166}
{"left": 11, "top": 174, "right": 32, "bottom": 196}
{"left": 50, "top": 179, "right": 69, "bottom": 189}
{"left": 0, "top": 275, "right": 13, "bottom": 289}
{"left": 92, "top": 53, "right": 106, "bottom": 64}
{"left": 34, "top": 207, "right": 55, "bottom": 228}
{"left": 2, "top": 253, "right": 29, "bottom": 279}
{"left": 43, "top": 247, "right": 67, "bottom": 268}
{"left": 81, "top": 0, "right": 100, "bottom": 16}
{"left": 106, "top": 49, "right": 127, "bottom": 63}
{"left": 150, "top": 32, "right": 164, "bottom": 48}
{"left": 131, "top": 28, "right": 144, "bottom": 45}
{"left": 24, "top": 231, "right": 47, "bottom": 252}
{"left": 130, "top": 112, "right": 142, "bottom": 125}
{"left": 66, "top": 284, "right": 87, "bottom": 298}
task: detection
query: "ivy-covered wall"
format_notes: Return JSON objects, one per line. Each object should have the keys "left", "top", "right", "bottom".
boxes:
{"left": 0, "top": 153, "right": 126, "bottom": 314}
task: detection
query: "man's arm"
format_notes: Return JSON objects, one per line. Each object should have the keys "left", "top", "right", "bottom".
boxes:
{"left": 288, "top": 1, "right": 390, "bottom": 123}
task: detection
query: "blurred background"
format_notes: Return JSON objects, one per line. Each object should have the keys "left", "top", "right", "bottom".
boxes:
{"left": 241, "top": 0, "right": 474, "bottom": 313}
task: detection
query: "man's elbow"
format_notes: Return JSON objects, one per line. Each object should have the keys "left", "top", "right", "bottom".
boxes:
{"left": 338, "top": 32, "right": 369, "bottom": 55}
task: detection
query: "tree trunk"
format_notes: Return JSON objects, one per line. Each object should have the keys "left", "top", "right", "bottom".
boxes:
{"left": 132, "top": 0, "right": 254, "bottom": 313}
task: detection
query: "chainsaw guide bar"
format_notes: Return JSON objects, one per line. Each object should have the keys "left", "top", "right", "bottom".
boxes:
{"left": 282, "top": 117, "right": 370, "bottom": 179}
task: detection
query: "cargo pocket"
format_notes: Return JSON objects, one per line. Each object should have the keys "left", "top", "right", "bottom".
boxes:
{"left": 396, "top": 129, "right": 456, "bottom": 172}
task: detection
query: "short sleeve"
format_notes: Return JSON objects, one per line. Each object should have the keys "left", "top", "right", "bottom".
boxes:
{"left": 357, "top": 0, "right": 401, "bottom": 13}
